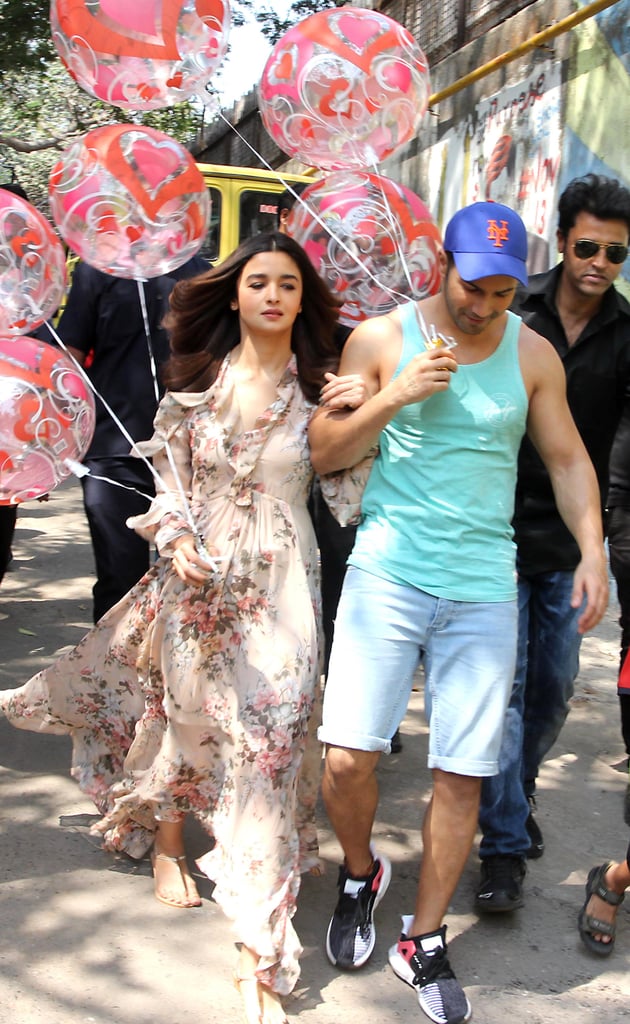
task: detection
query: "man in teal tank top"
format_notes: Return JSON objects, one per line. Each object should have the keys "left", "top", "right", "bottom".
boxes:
{"left": 309, "top": 202, "right": 608, "bottom": 1024}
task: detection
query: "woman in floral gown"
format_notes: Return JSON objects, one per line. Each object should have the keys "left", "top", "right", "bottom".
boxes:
{"left": 0, "top": 233, "right": 363, "bottom": 1024}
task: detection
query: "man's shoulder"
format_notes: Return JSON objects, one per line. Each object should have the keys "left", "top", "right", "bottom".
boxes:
{"left": 516, "top": 317, "right": 562, "bottom": 374}
{"left": 611, "top": 284, "right": 630, "bottom": 318}
{"left": 69, "top": 260, "right": 112, "bottom": 289}
{"left": 166, "top": 254, "right": 211, "bottom": 282}
{"left": 516, "top": 316, "right": 556, "bottom": 349}
{"left": 350, "top": 307, "right": 404, "bottom": 347}
{"left": 340, "top": 308, "right": 404, "bottom": 378}
{"left": 512, "top": 266, "right": 558, "bottom": 311}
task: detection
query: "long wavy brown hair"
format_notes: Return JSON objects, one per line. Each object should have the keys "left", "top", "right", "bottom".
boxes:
{"left": 162, "top": 232, "right": 342, "bottom": 403}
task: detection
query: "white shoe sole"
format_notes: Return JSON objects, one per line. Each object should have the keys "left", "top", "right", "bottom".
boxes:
{"left": 325, "top": 848, "right": 392, "bottom": 969}
{"left": 388, "top": 944, "right": 472, "bottom": 1024}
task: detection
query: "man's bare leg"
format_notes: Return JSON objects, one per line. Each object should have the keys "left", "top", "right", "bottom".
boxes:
{"left": 387, "top": 770, "right": 477, "bottom": 1024}
{"left": 412, "top": 769, "right": 481, "bottom": 934}
{"left": 322, "top": 744, "right": 381, "bottom": 875}
{"left": 322, "top": 744, "right": 391, "bottom": 971}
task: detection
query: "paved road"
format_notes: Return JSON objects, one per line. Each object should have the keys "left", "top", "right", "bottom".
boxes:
{"left": 1, "top": 478, "right": 629, "bottom": 1024}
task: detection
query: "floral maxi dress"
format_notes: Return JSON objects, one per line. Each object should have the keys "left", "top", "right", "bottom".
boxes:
{"left": 0, "top": 353, "right": 323, "bottom": 994}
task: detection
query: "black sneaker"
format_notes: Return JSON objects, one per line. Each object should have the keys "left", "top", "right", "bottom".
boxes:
{"left": 325, "top": 848, "right": 391, "bottom": 969}
{"left": 390, "top": 728, "right": 403, "bottom": 754}
{"left": 623, "top": 780, "right": 630, "bottom": 827}
{"left": 474, "top": 854, "right": 526, "bottom": 913}
{"left": 389, "top": 918, "right": 471, "bottom": 1024}
{"left": 526, "top": 795, "right": 544, "bottom": 858}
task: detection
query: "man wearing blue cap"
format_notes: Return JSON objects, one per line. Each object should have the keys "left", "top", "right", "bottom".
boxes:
{"left": 308, "top": 201, "right": 608, "bottom": 1024}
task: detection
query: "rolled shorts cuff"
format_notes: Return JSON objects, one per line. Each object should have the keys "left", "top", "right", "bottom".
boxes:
{"left": 427, "top": 754, "right": 498, "bottom": 777}
{"left": 317, "top": 724, "right": 391, "bottom": 754}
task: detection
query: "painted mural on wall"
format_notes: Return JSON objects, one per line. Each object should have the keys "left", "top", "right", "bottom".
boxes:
{"left": 562, "top": 0, "right": 630, "bottom": 292}
{"left": 426, "top": 0, "right": 629, "bottom": 289}
{"left": 427, "top": 60, "right": 562, "bottom": 275}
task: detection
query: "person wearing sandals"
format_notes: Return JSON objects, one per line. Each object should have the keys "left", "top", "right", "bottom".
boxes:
{"left": 578, "top": 846, "right": 630, "bottom": 955}
{"left": 0, "top": 233, "right": 366, "bottom": 1024}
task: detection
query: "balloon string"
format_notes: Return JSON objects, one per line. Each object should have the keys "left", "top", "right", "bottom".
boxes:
{"left": 42, "top": 320, "right": 161, "bottom": 487}
{"left": 43, "top": 318, "right": 213, "bottom": 564}
{"left": 133, "top": 282, "right": 212, "bottom": 554}
{"left": 213, "top": 108, "right": 410, "bottom": 308}
{"left": 369, "top": 161, "right": 417, "bottom": 295}
{"left": 137, "top": 279, "right": 161, "bottom": 405}
{"left": 63, "top": 458, "right": 153, "bottom": 501}
{"left": 64, "top": 457, "right": 219, "bottom": 570}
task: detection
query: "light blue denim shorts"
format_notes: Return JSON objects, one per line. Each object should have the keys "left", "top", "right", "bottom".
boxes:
{"left": 319, "top": 566, "right": 518, "bottom": 777}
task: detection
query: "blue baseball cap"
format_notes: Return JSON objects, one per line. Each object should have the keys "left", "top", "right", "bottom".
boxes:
{"left": 443, "top": 201, "right": 528, "bottom": 286}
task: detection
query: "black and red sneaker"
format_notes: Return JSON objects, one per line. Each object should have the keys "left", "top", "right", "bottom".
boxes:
{"left": 388, "top": 917, "right": 471, "bottom": 1024}
{"left": 325, "top": 847, "right": 391, "bottom": 969}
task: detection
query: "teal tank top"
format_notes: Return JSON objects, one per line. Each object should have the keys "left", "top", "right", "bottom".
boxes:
{"left": 349, "top": 302, "right": 529, "bottom": 601}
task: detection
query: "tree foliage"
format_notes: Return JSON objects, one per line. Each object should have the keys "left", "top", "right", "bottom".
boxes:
{"left": 0, "top": 0, "right": 347, "bottom": 74}
{"left": 0, "top": 63, "right": 214, "bottom": 208}
{"left": 257, "top": 0, "right": 348, "bottom": 42}
{"left": 0, "top": 0, "right": 55, "bottom": 74}
{"left": 0, "top": 0, "right": 345, "bottom": 203}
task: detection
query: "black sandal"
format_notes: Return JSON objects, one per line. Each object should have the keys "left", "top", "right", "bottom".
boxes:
{"left": 578, "top": 862, "right": 625, "bottom": 957}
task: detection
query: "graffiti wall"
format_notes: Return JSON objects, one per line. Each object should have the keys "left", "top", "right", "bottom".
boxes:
{"left": 426, "top": 61, "right": 562, "bottom": 274}
{"left": 416, "top": 0, "right": 630, "bottom": 289}
{"left": 562, "top": 1, "right": 630, "bottom": 293}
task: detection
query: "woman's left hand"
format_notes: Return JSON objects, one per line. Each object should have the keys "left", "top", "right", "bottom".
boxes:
{"left": 320, "top": 371, "right": 368, "bottom": 410}
{"left": 172, "top": 535, "right": 219, "bottom": 586}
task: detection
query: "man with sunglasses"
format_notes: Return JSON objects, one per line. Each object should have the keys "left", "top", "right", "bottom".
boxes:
{"left": 476, "top": 173, "right": 630, "bottom": 913}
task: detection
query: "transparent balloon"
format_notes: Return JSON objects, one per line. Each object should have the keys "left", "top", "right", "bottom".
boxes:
{"left": 49, "top": 124, "right": 211, "bottom": 280}
{"left": 287, "top": 171, "right": 442, "bottom": 328}
{"left": 50, "top": 0, "right": 231, "bottom": 111}
{"left": 0, "top": 336, "right": 96, "bottom": 504}
{"left": 259, "top": 7, "right": 431, "bottom": 171}
{"left": 0, "top": 191, "right": 67, "bottom": 337}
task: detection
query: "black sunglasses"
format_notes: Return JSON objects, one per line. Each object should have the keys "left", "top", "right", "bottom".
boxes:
{"left": 572, "top": 239, "right": 629, "bottom": 264}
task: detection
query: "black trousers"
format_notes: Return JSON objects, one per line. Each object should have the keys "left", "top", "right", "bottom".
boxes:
{"left": 607, "top": 505, "right": 630, "bottom": 755}
{"left": 309, "top": 478, "right": 357, "bottom": 677}
{"left": 0, "top": 505, "right": 17, "bottom": 584}
{"left": 81, "top": 458, "right": 155, "bottom": 623}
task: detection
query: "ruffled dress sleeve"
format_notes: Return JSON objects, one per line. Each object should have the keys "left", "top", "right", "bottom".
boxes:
{"left": 126, "top": 389, "right": 209, "bottom": 557}
{"left": 317, "top": 445, "right": 379, "bottom": 527}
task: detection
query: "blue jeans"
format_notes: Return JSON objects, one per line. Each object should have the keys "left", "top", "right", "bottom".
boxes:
{"left": 479, "top": 570, "right": 582, "bottom": 858}
{"left": 320, "top": 567, "right": 517, "bottom": 773}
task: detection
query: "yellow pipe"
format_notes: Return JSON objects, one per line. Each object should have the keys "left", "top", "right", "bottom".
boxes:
{"left": 428, "top": 0, "right": 621, "bottom": 105}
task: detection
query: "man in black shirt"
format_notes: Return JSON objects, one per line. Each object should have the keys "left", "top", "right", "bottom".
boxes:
{"left": 57, "top": 256, "right": 208, "bottom": 622}
{"left": 476, "top": 174, "right": 630, "bottom": 911}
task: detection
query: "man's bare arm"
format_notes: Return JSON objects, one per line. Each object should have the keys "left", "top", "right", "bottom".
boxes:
{"left": 309, "top": 313, "right": 457, "bottom": 474}
{"left": 523, "top": 327, "right": 608, "bottom": 632}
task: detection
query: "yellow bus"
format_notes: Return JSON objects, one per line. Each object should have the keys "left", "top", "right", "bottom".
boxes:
{"left": 197, "top": 163, "right": 315, "bottom": 264}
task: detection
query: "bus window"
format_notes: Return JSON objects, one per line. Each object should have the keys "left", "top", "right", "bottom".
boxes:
{"left": 195, "top": 164, "right": 316, "bottom": 264}
{"left": 238, "top": 189, "right": 283, "bottom": 243}
{"left": 199, "top": 186, "right": 222, "bottom": 263}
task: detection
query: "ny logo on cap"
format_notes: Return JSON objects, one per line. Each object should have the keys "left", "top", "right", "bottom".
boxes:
{"left": 487, "top": 219, "right": 510, "bottom": 248}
